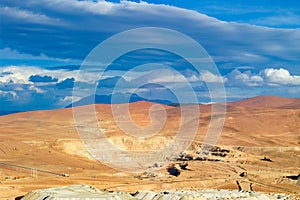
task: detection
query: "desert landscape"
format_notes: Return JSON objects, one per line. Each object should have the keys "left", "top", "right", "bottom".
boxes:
{"left": 0, "top": 96, "right": 299, "bottom": 199}
{"left": 2, "top": 0, "right": 300, "bottom": 199}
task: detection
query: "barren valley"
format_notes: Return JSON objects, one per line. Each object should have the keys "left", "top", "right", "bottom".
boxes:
{"left": 0, "top": 96, "right": 299, "bottom": 199}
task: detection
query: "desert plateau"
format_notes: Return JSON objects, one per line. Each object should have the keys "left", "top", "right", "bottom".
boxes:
{"left": 0, "top": 96, "right": 299, "bottom": 199}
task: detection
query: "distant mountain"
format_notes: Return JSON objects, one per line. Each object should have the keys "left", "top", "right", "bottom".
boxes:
{"left": 68, "top": 95, "right": 300, "bottom": 109}
{"left": 2, "top": 96, "right": 299, "bottom": 117}
{"left": 228, "top": 96, "right": 300, "bottom": 109}
{"left": 0, "top": 111, "right": 21, "bottom": 116}
{"left": 66, "top": 93, "right": 176, "bottom": 108}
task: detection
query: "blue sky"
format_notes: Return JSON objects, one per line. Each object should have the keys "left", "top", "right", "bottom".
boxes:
{"left": 0, "top": 0, "right": 300, "bottom": 111}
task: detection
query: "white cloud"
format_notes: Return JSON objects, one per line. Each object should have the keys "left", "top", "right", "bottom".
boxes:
{"left": 45, "top": 0, "right": 117, "bottom": 15}
{"left": 129, "top": 69, "right": 225, "bottom": 85}
{"left": 0, "top": 66, "right": 53, "bottom": 84}
{"left": 250, "top": 13, "right": 300, "bottom": 27}
{"left": 0, "top": 6, "right": 63, "bottom": 25}
{"left": 149, "top": 69, "right": 195, "bottom": 83}
{"left": 29, "top": 85, "right": 45, "bottom": 93}
{"left": 128, "top": 68, "right": 201, "bottom": 85}
{"left": 2, "top": 0, "right": 300, "bottom": 67}
{"left": 261, "top": 68, "right": 300, "bottom": 85}
{"left": 226, "top": 68, "right": 300, "bottom": 87}
{"left": 0, "top": 65, "right": 102, "bottom": 85}
{"left": 60, "top": 95, "right": 73, "bottom": 102}
{"left": 40, "top": 0, "right": 217, "bottom": 21}
{"left": 0, "top": 48, "right": 75, "bottom": 62}
{"left": 0, "top": 90, "right": 18, "bottom": 100}
{"left": 226, "top": 69, "right": 264, "bottom": 86}
{"left": 201, "top": 70, "right": 227, "bottom": 83}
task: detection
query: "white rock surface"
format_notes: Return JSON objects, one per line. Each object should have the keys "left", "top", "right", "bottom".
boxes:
{"left": 22, "top": 185, "right": 135, "bottom": 200}
{"left": 21, "top": 185, "right": 289, "bottom": 200}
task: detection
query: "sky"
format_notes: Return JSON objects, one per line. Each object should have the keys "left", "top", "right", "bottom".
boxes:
{"left": 0, "top": 0, "right": 300, "bottom": 111}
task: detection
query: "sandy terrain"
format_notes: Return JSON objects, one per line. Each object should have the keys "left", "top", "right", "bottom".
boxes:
{"left": 0, "top": 96, "right": 299, "bottom": 199}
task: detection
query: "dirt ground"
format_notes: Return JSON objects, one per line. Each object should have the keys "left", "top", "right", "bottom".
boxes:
{"left": 0, "top": 96, "right": 299, "bottom": 199}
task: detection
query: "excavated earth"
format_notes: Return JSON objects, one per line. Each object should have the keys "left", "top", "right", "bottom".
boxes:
{"left": 0, "top": 96, "right": 299, "bottom": 199}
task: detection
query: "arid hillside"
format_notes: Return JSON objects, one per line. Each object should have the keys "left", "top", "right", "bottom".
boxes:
{"left": 0, "top": 96, "right": 299, "bottom": 199}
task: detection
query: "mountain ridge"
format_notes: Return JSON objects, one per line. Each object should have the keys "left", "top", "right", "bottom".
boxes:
{"left": 1, "top": 95, "right": 299, "bottom": 117}
{"left": 227, "top": 95, "right": 300, "bottom": 109}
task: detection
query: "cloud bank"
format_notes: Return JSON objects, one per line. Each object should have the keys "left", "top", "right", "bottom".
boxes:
{"left": 1, "top": 0, "right": 299, "bottom": 73}
{"left": 0, "top": 65, "right": 299, "bottom": 111}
